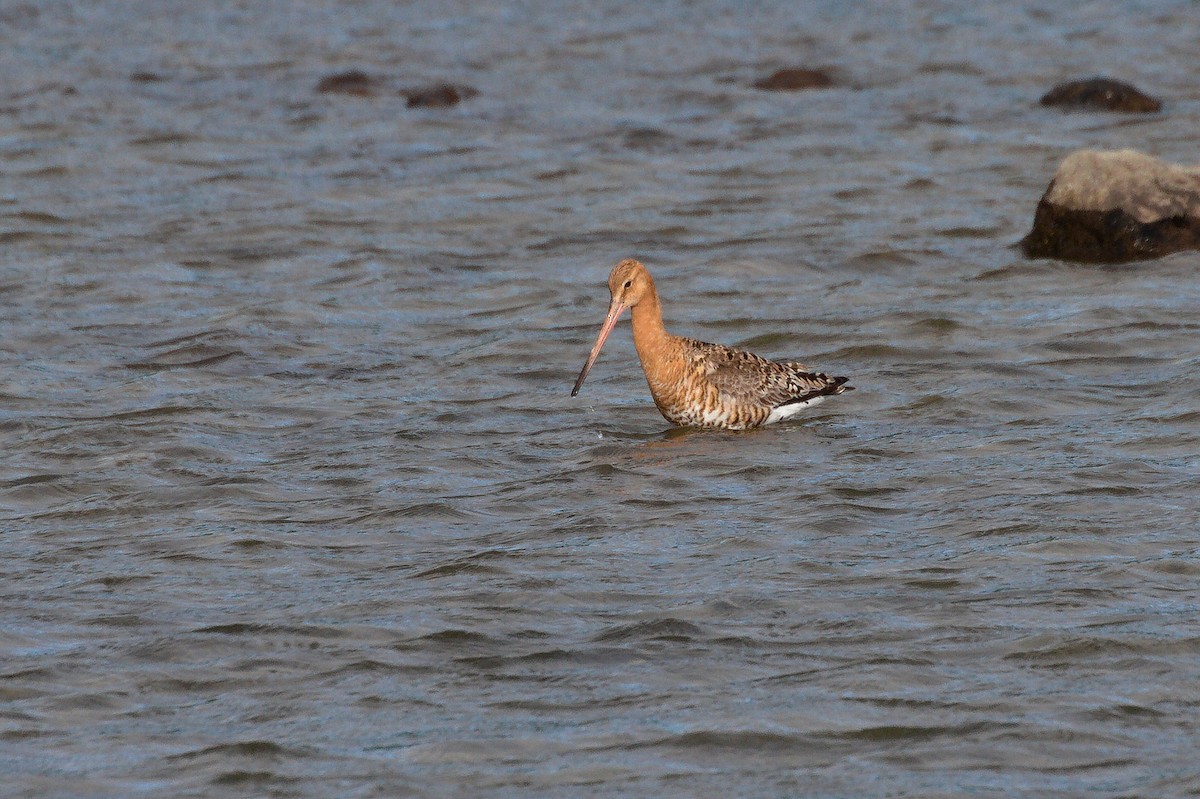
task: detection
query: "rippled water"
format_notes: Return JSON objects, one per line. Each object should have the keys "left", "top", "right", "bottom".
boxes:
{"left": 3, "top": 2, "right": 1199, "bottom": 797}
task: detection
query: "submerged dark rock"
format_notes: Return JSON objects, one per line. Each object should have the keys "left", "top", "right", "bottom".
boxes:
{"left": 403, "top": 84, "right": 478, "bottom": 108}
{"left": 316, "top": 70, "right": 378, "bottom": 96}
{"left": 621, "top": 126, "right": 679, "bottom": 153}
{"left": 1021, "top": 149, "right": 1200, "bottom": 263}
{"left": 316, "top": 71, "right": 478, "bottom": 107}
{"left": 752, "top": 68, "right": 833, "bottom": 91}
{"left": 1039, "top": 77, "right": 1161, "bottom": 113}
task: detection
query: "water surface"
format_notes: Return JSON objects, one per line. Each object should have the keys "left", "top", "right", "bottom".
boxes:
{"left": 2, "top": 2, "right": 1199, "bottom": 797}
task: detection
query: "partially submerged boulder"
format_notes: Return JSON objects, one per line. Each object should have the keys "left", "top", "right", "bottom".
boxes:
{"left": 315, "top": 72, "right": 479, "bottom": 108}
{"left": 1039, "top": 77, "right": 1161, "bottom": 113}
{"left": 403, "top": 84, "right": 479, "bottom": 108}
{"left": 316, "top": 70, "right": 379, "bottom": 96}
{"left": 753, "top": 68, "right": 833, "bottom": 91}
{"left": 1021, "top": 149, "right": 1200, "bottom": 263}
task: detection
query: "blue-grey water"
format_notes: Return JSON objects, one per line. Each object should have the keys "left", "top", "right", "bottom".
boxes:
{"left": 3, "top": 2, "right": 1199, "bottom": 797}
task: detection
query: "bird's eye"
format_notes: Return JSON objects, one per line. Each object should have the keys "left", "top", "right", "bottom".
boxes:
{"left": 624, "top": 280, "right": 632, "bottom": 288}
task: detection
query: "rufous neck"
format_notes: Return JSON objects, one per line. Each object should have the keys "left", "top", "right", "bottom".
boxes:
{"left": 630, "top": 285, "right": 669, "bottom": 357}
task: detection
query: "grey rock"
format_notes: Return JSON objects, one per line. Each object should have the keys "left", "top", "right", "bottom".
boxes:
{"left": 1021, "top": 149, "right": 1200, "bottom": 263}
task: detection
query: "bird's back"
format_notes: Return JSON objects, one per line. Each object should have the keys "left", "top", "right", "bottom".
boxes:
{"left": 648, "top": 337, "right": 851, "bottom": 429}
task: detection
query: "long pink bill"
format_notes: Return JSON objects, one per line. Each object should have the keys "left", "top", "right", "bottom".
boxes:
{"left": 571, "top": 301, "right": 627, "bottom": 396}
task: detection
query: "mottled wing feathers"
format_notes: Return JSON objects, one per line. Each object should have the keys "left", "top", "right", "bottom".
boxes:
{"left": 681, "top": 337, "right": 852, "bottom": 409}
{"left": 773, "top": 368, "right": 853, "bottom": 407}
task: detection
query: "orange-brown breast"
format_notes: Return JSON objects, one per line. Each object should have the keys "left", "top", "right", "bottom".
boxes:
{"left": 634, "top": 336, "right": 773, "bottom": 429}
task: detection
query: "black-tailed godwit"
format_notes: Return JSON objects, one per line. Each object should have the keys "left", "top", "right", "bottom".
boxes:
{"left": 571, "top": 259, "right": 853, "bottom": 430}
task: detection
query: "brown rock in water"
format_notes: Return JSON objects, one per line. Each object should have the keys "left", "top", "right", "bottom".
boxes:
{"left": 316, "top": 70, "right": 378, "bottom": 96}
{"left": 404, "top": 84, "right": 478, "bottom": 108}
{"left": 753, "top": 68, "right": 833, "bottom": 91}
{"left": 1021, "top": 149, "right": 1200, "bottom": 263}
{"left": 1039, "top": 77, "right": 1161, "bottom": 113}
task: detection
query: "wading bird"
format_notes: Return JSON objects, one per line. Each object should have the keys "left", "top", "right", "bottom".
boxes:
{"left": 572, "top": 259, "right": 853, "bottom": 430}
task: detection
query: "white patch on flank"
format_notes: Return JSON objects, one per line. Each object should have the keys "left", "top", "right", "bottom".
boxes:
{"left": 764, "top": 395, "right": 826, "bottom": 425}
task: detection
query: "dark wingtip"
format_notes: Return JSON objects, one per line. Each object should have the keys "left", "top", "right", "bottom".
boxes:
{"left": 777, "top": 375, "right": 854, "bottom": 408}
